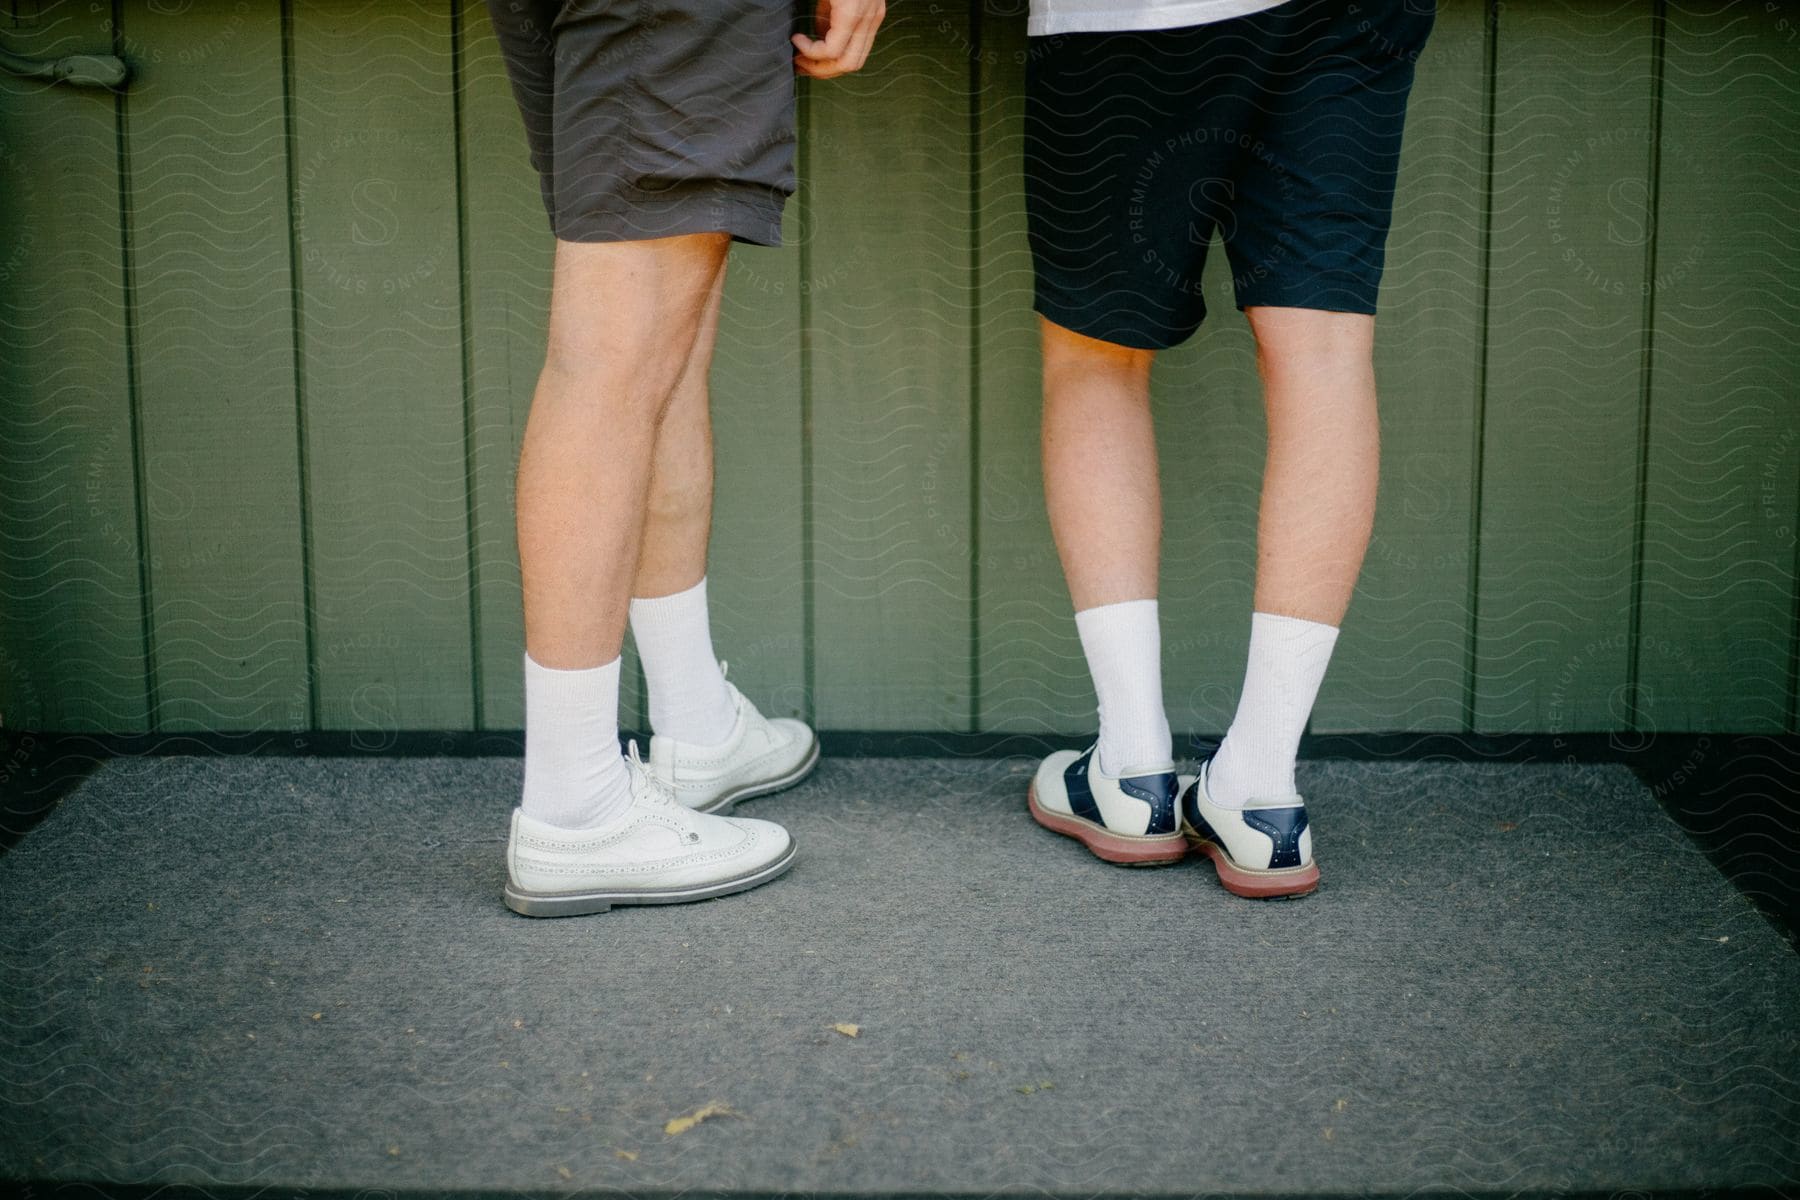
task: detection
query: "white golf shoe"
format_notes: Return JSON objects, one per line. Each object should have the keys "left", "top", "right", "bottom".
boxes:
{"left": 645, "top": 676, "right": 819, "bottom": 813}
{"left": 504, "top": 742, "right": 797, "bottom": 917}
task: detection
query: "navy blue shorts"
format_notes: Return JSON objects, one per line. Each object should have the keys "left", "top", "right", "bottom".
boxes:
{"left": 1024, "top": 0, "right": 1435, "bottom": 350}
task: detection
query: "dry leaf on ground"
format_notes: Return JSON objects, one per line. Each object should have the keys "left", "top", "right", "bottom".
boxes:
{"left": 665, "top": 1102, "right": 737, "bottom": 1137}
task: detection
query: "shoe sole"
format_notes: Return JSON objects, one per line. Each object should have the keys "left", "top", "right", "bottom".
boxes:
{"left": 1027, "top": 781, "right": 1187, "bottom": 867}
{"left": 1184, "top": 829, "right": 1320, "bottom": 899}
{"left": 693, "top": 735, "right": 823, "bottom": 815}
{"left": 503, "top": 838, "right": 799, "bottom": 918}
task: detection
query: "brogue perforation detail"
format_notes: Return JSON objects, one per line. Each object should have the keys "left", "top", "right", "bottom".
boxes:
{"left": 1118, "top": 771, "right": 1178, "bottom": 836}
{"left": 1241, "top": 805, "right": 1308, "bottom": 870}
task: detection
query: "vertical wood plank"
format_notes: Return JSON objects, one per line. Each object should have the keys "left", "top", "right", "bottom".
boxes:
{"left": 806, "top": 2, "right": 975, "bottom": 731}
{"left": 974, "top": 3, "right": 1090, "bottom": 736}
{"left": 124, "top": 0, "right": 310, "bottom": 732}
{"left": 707, "top": 232, "right": 808, "bottom": 721}
{"left": 458, "top": 0, "right": 545, "bottom": 732}
{"left": 0, "top": 7, "right": 148, "bottom": 732}
{"left": 292, "top": 0, "right": 472, "bottom": 730}
{"left": 1473, "top": 0, "right": 1656, "bottom": 734}
{"left": 1312, "top": 0, "right": 1488, "bottom": 734}
{"left": 1635, "top": 0, "right": 1800, "bottom": 732}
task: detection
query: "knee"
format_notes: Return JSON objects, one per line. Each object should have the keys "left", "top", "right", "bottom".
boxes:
{"left": 540, "top": 327, "right": 690, "bottom": 416}
{"left": 538, "top": 235, "right": 724, "bottom": 409}
{"left": 1247, "top": 308, "right": 1374, "bottom": 374}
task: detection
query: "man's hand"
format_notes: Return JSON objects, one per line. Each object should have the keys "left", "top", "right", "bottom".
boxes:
{"left": 791, "top": 0, "right": 885, "bottom": 80}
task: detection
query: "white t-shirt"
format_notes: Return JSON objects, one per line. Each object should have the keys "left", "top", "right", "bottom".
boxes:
{"left": 1028, "top": 0, "right": 1290, "bottom": 36}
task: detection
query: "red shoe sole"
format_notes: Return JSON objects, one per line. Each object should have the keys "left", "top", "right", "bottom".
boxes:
{"left": 1027, "top": 781, "right": 1188, "bottom": 867}
{"left": 1187, "top": 833, "right": 1320, "bottom": 899}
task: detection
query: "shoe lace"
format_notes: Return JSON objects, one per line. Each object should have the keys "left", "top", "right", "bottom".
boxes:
{"left": 625, "top": 740, "right": 670, "bottom": 802}
{"left": 625, "top": 740, "right": 703, "bottom": 842}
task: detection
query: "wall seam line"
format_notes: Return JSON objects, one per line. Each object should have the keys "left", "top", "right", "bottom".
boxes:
{"left": 280, "top": 0, "right": 321, "bottom": 731}
{"left": 967, "top": 0, "right": 982, "bottom": 735}
{"left": 1463, "top": 0, "right": 1501, "bottom": 735}
{"left": 1626, "top": 0, "right": 1668, "bottom": 733}
{"left": 449, "top": 0, "right": 484, "bottom": 730}
{"left": 1789, "top": 426, "right": 1800, "bottom": 732}
{"left": 797, "top": 79, "right": 816, "bottom": 728}
{"left": 113, "top": 0, "right": 158, "bottom": 733}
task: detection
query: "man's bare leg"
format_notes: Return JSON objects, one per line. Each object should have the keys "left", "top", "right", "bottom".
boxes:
{"left": 632, "top": 261, "right": 724, "bottom": 596}
{"left": 1042, "top": 319, "right": 1161, "bottom": 610}
{"left": 1041, "top": 318, "right": 1172, "bottom": 775}
{"left": 515, "top": 232, "right": 728, "bottom": 829}
{"left": 1205, "top": 306, "right": 1378, "bottom": 809}
{"left": 1026, "top": 317, "right": 1183, "bottom": 865}
{"left": 1245, "top": 307, "right": 1378, "bottom": 626}
{"left": 519, "top": 234, "right": 726, "bottom": 666}
{"left": 625, "top": 260, "right": 741, "bottom": 746}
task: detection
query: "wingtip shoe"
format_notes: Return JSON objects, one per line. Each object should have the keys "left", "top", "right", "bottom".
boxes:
{"left": 1027, "top": 743, "right": 1189, "bottom": 866}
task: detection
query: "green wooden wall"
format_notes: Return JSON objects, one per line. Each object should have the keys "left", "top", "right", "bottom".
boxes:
{"left": 0, "top": 0, "right": 1795, "bottom": 737}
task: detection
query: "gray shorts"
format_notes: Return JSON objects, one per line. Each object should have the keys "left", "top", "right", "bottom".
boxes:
{"left": 486, "top": 0, "right": 798, "bottom": 247}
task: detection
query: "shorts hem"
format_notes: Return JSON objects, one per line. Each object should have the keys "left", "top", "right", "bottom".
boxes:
{"left": 552, "top": 186, "right": 787, "bottom": 249}
{"left": 1032, "top": 295, "right": 1199, "bottom": 352}
{"left": 1232, "top": 285, "right": 1380, "bottom": 316}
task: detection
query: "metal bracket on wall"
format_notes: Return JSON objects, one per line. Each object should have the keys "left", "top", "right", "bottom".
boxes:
{"left": 0, "top": 46, "right": 129, "bottom": 89}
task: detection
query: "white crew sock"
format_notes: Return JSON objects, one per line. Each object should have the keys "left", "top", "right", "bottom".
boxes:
{"left": 520, "top": 653, "right": 634, "bottom": 830}
{"left": 1074, "top": 598, "right": 1173, "bottom": 776}
{"left": 628, "top": 576, "right": 737, "bottom": 746}
{"left": 1207, "top": 611, "right": 1340, "bottom": 809}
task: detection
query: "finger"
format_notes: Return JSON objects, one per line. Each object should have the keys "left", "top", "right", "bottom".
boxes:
{"left": 797, "top": 57, "right": 846, "bottom": 80}
{"left": 840, "top": 21, "right": 877, "bottom": 73}
{"left": 791, "top": 32, "right": 829, "bottom": 60}
{"left": 816, "top": 6, "right": 855, "bottom": 61}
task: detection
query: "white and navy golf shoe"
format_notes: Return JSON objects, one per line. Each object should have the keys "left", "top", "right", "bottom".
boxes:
{"left": 1179, "top": 758, "right": 1319, "bottom": 898}
{"left": 1027, "top": 744, "right": 1188, "bottom": 866}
